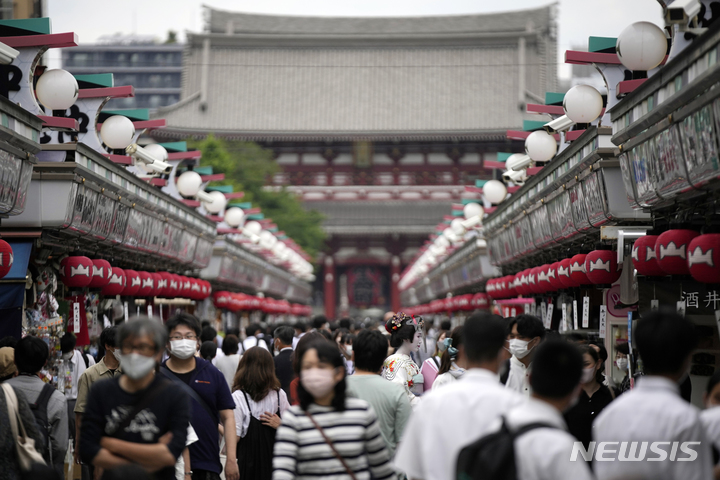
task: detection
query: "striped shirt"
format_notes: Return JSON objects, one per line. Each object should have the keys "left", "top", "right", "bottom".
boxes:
{"left": 273, "top": 397, "right": 394, "bottom": 480}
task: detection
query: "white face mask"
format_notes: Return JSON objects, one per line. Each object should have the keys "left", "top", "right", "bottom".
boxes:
{"left": 61, "top": 351, "right": 73, "bottom": 361}
{"left": 301, "top": 368, "right": 337, "bottom": 398}
{"left": 345, "top": 345, "right": 353, "bottom": 355}
{"left": 170, "top": 339, "right": 197, "bottom": 360}
{"left": 110, "top": 348, "right": 121, "bottom": 362}
{"left": 581, "top": 366, "right": 596, "bottom": 384}
{"left": 508, "top": 338, "right": 535, "bottom": 359}
{"left": 616, "top": 358, "right": 628, "bottom": 372}
{"left": 118, "top": 353, "right": 156, "bottom": 380}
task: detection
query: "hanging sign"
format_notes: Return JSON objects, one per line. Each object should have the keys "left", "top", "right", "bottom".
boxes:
{"left": 147, "top": 305, "right": 153, "bottom": 318}
{"left": 582, "top": 296, "right": 590, "bottom": 328}
{"left": 73, "top": 302, "right": 81, "bottom": 333}
{"left": 599, "top": 305, "right": 607, "bottom": 338}
{"left": 651, "top": 299, "right": 659, "bottom": 310}
{"left": 545, "top": 303, "right": 554, "bottom": 330}
{"left": 124, "top": 301, "right": 129, "bottom": 322}
{"left": 573, "top": 300, "right": 579, "bottom": 330}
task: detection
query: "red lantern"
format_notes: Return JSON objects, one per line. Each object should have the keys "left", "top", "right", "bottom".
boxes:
{"left": 122, "top": 269, "right": 141, "bottom": 296}
{"left": 516, "top": 269, "right": 530, "bottom": 296}
{"left": 156, "top": 272, "right": 172, "bottom": 298}
{"left": 0, "top": 240, "right": 13, "bottom": 279}
{"left": 136, "top": 271, "right": 154, "bottom": 297}
{"left": 548, "top": 262, "right": 565, "bottom": 290}
{"left": 150, "top": 273, "right": 163, "bottom": 297}
{"left": 656, "top": 229, "right": 700, "bottom": 275}
{"left": 585, "top": 250, "right": 622, "bottom": 285}
{"left": 556, "top": 258, "right": 577, "bottom": 288}
{"left": 688, "top": 234, "right": 720, "bottom": 283}
{"left": 504, "top": 276, "right": 516, "bottom": 298}
{"left": 485, "top": 279, "right": 496, "bottom": 298}
{"left": 168, "top": 274, "right": 182, "bottom": 298}
{"left": 527, "top": 267, "right": 541, "bottom": 294}
{"left": 213, "top": 291, "right": 231, "bottom": 309}
{"left": 88, "top": 259, "right": 111, "bottom": 288}
{"left": 472, "top": 293, "right": 490, "bottom": 309}
{"left": 101, "top": 267, "right": 126, "bottom": 296}
{"left": 569, "top": 254, "right": 590, "bottom": 285}
{"left": 189, "top": 278, "right": 203, "bottom": 300}
{"left": 60, "top": 256, "right": 94, "bottom": 288}
{"left": 537, "top": 264, "right": 554, "bottom": 293}
{"left": 180, "top": 276, "right": 193, "bottom": 298}
{"left": 631, "top": 235, "right": 664, "bottom": 276}
{"left": 200, "top": 281, "right": 211, "bottom": 299}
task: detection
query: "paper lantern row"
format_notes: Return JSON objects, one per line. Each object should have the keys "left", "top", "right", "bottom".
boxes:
{"left": 402, "top": 293, "right": 490, "bottom": 316}
{"left": 58, "top": 257, "right": 212, "bottom": 299}
{"left": 632, "top": 231, "right": 719, "bottom": 283}
{"left": 213, "top": 291, "right": 312, "bottom": 316}
{"left": 487, "top": 250, "right": 622, "bottom": 299}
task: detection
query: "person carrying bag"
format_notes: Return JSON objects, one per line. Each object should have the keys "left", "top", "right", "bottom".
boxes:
{"left": 2, "top": 383, "right": 46, "bottom": 473}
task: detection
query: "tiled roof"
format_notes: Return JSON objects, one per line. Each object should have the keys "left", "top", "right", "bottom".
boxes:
{"left": 308, "top": 201, "right": 450, "bottom": 234}
{"left": 206, "top": 6, "right": 553, "bottom": 36}
{"left": 157, "top": 7, "right": 556, "bottom": 138}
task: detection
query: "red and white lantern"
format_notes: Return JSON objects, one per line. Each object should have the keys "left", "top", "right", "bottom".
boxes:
{"left": 656, "top": 229, "right": 700, "bottom": 275}
{"left": 536, "top": 264, "right": 554, "bottom": 293}
{"left": 88, "top": 259, "right": 112, "bottom": 288}
{"left": 60, "top": 256, "right": 94, "bottom": 288}
{"left": 527, "top": 267, "right": 541, "bottom": 294}
{"left": 472, "top": 293, "right": 490, "bottom": 309}
{"left": 189, "top": 278, "right": 203, "bottom": 300}
{"left": 101, "top": 267, "right": 126, "bottom": 296}
{"left": 556, "top": 258, "right": 577, "bottom": 288}
{"left": 180, "top": 276, "right": 192, "bottom": 298}
{"left": 687, "top": 234, "right": 720, "bottom": 283}
{"left": 150, "top": 273, "right": 164, "bottom": 298}
{"left": 136, "top": 271, "right": 154, "bottom": 297}
{"left": 213, "top": 291, "right": 232, "bottom": 309}
{"left": 631, "top": 235, "right": 664, "bottom": 276}
{"left": 122, "top": 269, "right": 141, "bottom": 296}
{"left": 548, "top": 262, "right": 564, "bottom": 290}
{"left": 0, "top": 240, "right": 13, "bottom": 279}
{"left": 569, "top": 254, "right": 590, "bottom": 286}
{"left": 585, "top": 250, "right": 622, "bottom": 285}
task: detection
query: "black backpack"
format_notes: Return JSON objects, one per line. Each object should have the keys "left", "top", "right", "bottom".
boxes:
{"left": 456, "top": 417, "right": 556, "bottom": 480}
{"left": 29, "top": 383, "right": 55, "bottom": 464}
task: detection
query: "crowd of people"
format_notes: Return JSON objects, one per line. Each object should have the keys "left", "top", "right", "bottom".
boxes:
{"left": 0, "top": 308, "right": 718, "bottom": 480}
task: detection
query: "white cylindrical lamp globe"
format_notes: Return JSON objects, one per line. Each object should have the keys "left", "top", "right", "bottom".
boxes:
{"left": 176, "top": 171, "right": 203, "bottom": 197}
{"left": 142, "top": 144, "right": 169, "bottom": 162}
{"left": 563, "top": 85, "right": 604, "bottom": 124}
{"left": 482, "top": 180, "right": 508, "bottom": 204}
{"left": 525, "top": 130, "right": 557, "bottom": 162}
{"left": 463, "top": 202, "right": 484, "bottom": 220}
{"left": 100, "top": 115, "right": 135, "bottom": 149}
{"left": 35, "top": 69, "right": 79, "bottom": 110}
{"left": 243, "top": 220, "right": 262, "bottom": 237}
{"left": 616, "top": 22, "right": 667, "bottom": 71}
{"left": 224, "top": 207, "right": 244, "bottom": 228}
{"left": 202, "top": 191, "right": 227, "bottom": 214}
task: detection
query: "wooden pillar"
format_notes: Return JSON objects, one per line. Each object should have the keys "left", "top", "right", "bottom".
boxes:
{"left": 324, "top": 256, "right": 336, "bottom": 320}
{"left": 390, "top": 255, "right": 401, "bottom": 313}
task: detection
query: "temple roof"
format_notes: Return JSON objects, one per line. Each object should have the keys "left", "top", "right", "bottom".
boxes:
{"left": 308, "top": 200, "right": 450, "bottom": 235}
{"left": 155, "top": 6, "right": 556, "bottom": 140}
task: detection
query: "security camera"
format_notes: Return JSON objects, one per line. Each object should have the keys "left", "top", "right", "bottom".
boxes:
{"left": 665, "top": 0, "right": 701, "bottom": 24}
{"left": 0, "top": 42, "right": 19, "bottom": 65}
{"left": 461, "top": 215, "right": 482, "bottom": 230}
{"left": 126, "top": 144, "right": 171, "bottom": 172}
{"left": 543, "top": 115, "right": 574, "bottom": 134}
{"left": 508, "top": 154, "right": 533, "bottom": 172}
{"left": 196, "top": 190, "right": 214, "bottom": 203}
{"left": 502, "top": 169, "right": 527, "bottom": 185}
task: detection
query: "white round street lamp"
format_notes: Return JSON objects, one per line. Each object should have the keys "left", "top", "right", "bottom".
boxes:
{"left": 100, "top": 115, "right": 135, "bottom": 149}
{"left": 563, "top": 85, "right": 604, "bottom": 124}
{"left": 35, "top": 69, "right": 79, "bottom": 110}
{"left": 525, "top": 130, "right": 557, "bottom": 163}
{"left": 202, "top": 190, "right": 227, "bottom": 214}
{"left": 482, "top": 179, "right": 508, "bottom": 204}
{"left": 616, "top": 21, "right": 667, "bottom": 71}
{"left": 224, "top": 207, "right": 245, "bottom": 228}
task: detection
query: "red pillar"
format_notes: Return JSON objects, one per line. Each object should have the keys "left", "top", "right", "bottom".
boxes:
{"left": 390, "top": 255, "right": 401, "bottom": 313}
{"left": 324, "top": 256, "right": 336, "bottom": 320}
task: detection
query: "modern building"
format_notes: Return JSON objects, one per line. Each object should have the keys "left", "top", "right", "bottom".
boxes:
{"left": 153, "top": 5, "right": 558, "bottom": 317}
{"left": 0, "top": 0, "right": 44, "bottom": 19}
{"left": 62, "top": 34, "right": 183, "bottom": 110}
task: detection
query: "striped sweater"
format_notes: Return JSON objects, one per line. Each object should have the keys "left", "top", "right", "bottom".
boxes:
{"left": 273, "top": 398, "right": 395, "bottom": 480}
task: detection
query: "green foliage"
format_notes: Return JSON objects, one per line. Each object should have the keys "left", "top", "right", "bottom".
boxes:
{"left": 165, "top": 30, "right": 177, "bottom": 44}
{"left": 189, "top": 135, "right": 326, "bottom": 259}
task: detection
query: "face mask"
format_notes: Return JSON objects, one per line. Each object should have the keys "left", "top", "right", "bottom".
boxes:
{"left": 345, "top": 345, "right": 353, "bottom": 355}
{"left": 581, "top": 367, "right": 596, "bottom": 384}
{"left": 170, "top": 339, "right": 197, "bottom": 360}
{"left": 301, "top": 368, "right": 337, "bottom": 398}
{"left": 118, "top": 353, "right": 156, "bottom": 380}
{"left": 110, "top": 348, "right": 121, "bottom": 362}
{"left": 62, "top": 351, "right": 73, "bottom": 361}
{"left": 616, "top": 358, "right": 628, "bottom": 372}
{"left": 508, "top": 338, "right": 534, "bottom": 359}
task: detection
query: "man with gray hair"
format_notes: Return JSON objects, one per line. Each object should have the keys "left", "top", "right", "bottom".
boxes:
{"left": 79, "top": 317, "right": 190, "bottom": 480}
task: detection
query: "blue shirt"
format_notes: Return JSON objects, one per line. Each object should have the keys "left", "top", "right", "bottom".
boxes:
{"left": 162, "top": 357, "right": 235, "bottom": 473}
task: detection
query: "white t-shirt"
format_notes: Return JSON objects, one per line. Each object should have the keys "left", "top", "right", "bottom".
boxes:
{"left": 394, "top": 368, "right": 525, "bottom": 480}
{"left": 505, "top": 356, "right": 531, "bottom": 397}
{"left": 232, "top": 388, "right": 290, "bottom": 438}
{"left": 175, "top": 425, "right": 198, "bottom": 480}
{"left": 215, "top": 354, "right": 242, "bottom": 389}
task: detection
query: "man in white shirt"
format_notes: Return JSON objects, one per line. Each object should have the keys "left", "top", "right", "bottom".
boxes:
{"left": 60, "top": 332, "right": 94, "bottom": 443}
{"left": 594, "top": 310, "right": 714, "bottom": 480}
{"left": 242, "top": 323, "right": 270, "bottom": 352}
{"left": 504, "top": 340, "right": 593, "bottom": 480}
{"left": 394, "top": 313, "right": 524, "bottom": 480}
{"left": 506, "top": 315, "right": 545, "bottom": 397}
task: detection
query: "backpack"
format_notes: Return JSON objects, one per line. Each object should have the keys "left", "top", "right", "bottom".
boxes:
{"left": 456, "top": 417, "right": 556, "bottom": 480}
{"left": 29, "top": 383, "right": 55, "bottom": 465}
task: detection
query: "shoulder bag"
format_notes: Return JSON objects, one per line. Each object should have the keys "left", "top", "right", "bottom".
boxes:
{"left": 1, "top": 383, "right": 47, "bottom": 471}
{"left": 304, "top": 410, "right": 358, "bottom": 480}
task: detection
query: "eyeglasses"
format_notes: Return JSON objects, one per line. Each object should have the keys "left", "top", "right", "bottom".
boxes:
{"left": 120, "top": 343, "right": 156, "bottom": 356}
{"left": 169, "top": 334, "right": 198, "bottom": 341}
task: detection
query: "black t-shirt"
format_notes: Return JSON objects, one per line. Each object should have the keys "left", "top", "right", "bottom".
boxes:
{"left": 564, "top": 384, "right": 614, "bottom": 449}
{"left": 173, "top": 370, "right": 194, "bottom": 385}
{"left": 80, "top": 375, "right": 191, "bottom": 480}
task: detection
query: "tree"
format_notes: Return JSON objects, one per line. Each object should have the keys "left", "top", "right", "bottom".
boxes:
{"left": 189, "top": 135, "right": 326, "bottom": 259}
{"left": 164, "top": 30, "right": 177, "bottom": 44}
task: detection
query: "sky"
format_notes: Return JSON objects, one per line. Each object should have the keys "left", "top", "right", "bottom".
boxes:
{"left": 46, "top": 0, "right": 664, "bottom": 77}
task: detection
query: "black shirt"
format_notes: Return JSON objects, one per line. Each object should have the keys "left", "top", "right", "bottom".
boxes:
{"left": 173, "top": 370, "right": 194, "bottom": 385}
{"left": 564, "top": 384, "right": 614, "bottom": 449}
{"left": 80, "top": 375, "right": 191, "bottom": 480}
